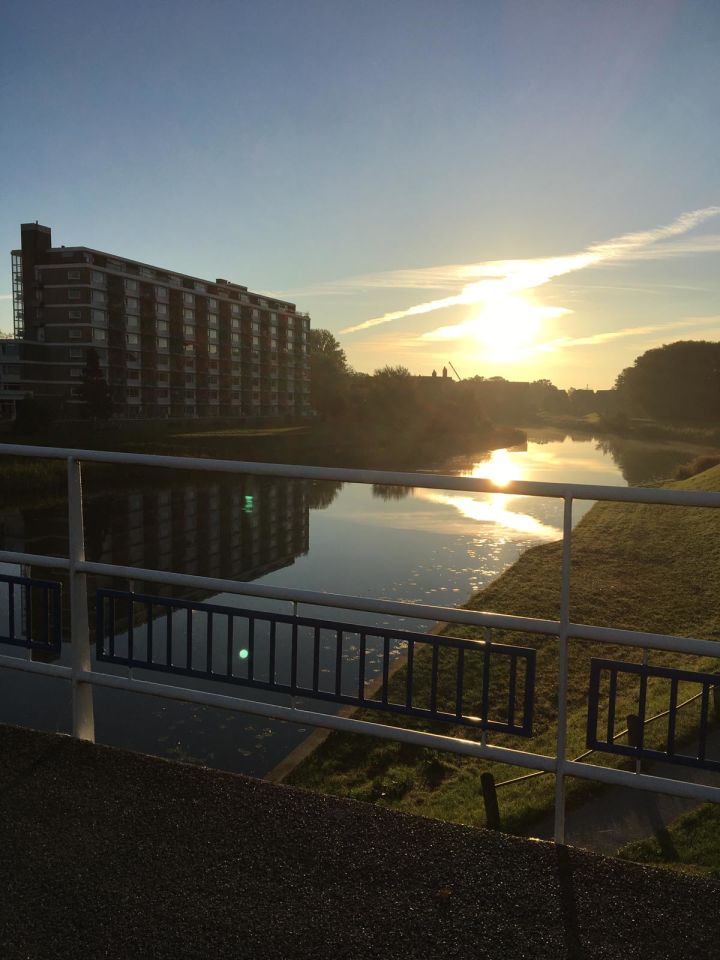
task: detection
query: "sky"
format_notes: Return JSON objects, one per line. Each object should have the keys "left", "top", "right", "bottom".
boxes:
{"left": 1, "top": 0, "right": 719, "bottom": 388}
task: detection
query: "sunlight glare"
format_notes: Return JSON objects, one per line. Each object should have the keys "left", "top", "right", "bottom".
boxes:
{"left": 468, "top": 295, "right": 562, "bottom": 362}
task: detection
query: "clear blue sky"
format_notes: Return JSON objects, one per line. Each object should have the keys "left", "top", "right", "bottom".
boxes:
{"left": 2, "top": 0, "right": 719, "bottom": 387}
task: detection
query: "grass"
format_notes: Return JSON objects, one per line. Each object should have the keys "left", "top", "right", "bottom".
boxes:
{"left": 287, "top": 463, "right": 720, "bottom": 833}
{"left": 619, "top": 803, "right": 720, "bottom": 879}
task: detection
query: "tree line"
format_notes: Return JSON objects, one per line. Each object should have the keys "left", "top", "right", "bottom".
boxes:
{"left": 311, "top": 329, "right": 720, "bottom": 426}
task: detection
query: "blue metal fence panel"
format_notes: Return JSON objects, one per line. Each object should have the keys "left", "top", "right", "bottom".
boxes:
{"left": 587, "top": 657, "right": 720, "bottom": 772}
{"left": 0, "top": 573, "right": 62, "bottom": 653}
{"left": 96, "top": 589, "right": 536, "bottom": 736}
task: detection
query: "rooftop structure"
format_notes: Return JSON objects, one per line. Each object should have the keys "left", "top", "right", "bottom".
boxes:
{"left": 2, "top": 223, "right": 311, "bottom": 420}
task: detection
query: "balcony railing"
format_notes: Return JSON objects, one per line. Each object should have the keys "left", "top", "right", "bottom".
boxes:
{"left": 1, "top": 443, "right": 720, "bottom": 844}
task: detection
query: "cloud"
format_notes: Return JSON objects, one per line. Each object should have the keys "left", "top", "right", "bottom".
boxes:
{"left": 0, "top": 295, "right": 12, "bottom": 301}
{"left": 331, "top": 205, "right": 720, "bottom": 335}
{"left": 521, "top": 314, "right": 720, "bottom": 357}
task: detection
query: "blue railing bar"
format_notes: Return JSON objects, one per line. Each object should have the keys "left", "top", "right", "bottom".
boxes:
{"left": 75, "top": 667, "right": 557, "bottom": 771}
{"left": 2, "top": 442, "right": 720, "bottom": 507}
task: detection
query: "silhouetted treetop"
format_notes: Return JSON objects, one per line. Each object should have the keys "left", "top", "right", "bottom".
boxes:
{"left": 616, "top": 340, "right": 720, "bottom": 421}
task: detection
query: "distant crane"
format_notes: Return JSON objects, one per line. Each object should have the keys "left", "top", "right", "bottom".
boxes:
{"left": 448, "top": 361, "right": 462, "bottom": 382}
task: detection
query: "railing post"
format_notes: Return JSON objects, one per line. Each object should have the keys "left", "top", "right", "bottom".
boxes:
{"left": 553, "top": 496, "right": 573, "bottom": 844}
{"left": 67, "top": 457, "right": 95, "bottom": 742}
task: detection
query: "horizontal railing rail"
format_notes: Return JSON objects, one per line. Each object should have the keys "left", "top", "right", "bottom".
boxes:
{"left": 2, "top": 442, "right": 720, "bottom": 844}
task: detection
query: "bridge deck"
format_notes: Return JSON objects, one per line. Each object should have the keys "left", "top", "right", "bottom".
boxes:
{"left": 0, "top": 723, "right": 717, "bottom": 959}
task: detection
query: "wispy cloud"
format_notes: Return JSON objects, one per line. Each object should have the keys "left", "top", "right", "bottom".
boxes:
{"left": 0, "top": 294, "right": 12, "bottom": 301}
{"left": 507, "top": 314, "right": 720, "bottom": 357}
{"left": 323, "top": 206, "right": 720, "bottom": 336}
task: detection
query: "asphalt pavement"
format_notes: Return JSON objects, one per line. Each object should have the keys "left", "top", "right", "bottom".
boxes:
{"left": 1, "top": 723, "right": 718, "bottom": 960}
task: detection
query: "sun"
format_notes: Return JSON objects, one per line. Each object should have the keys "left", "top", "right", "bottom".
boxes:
{"left": 468, "top": 295, "right": 555, "bottom": 362}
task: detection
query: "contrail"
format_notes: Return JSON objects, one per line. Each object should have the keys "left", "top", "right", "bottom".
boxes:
{"left": 340, "top": 205, "right": 720, "bottom": 335}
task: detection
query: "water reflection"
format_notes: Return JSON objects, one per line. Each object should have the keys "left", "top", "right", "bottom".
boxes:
{"left": 413, "top": 489, "right": 560, "bottom": 539}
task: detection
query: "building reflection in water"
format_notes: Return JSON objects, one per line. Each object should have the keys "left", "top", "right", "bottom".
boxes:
{"left": 0, "top": 475, "right": 326, "bottom": 656}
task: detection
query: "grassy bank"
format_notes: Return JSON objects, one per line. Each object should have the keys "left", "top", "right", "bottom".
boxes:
{"left": 619, "top": 803, "right": 720, "bottom": 879}
{"left": 287, "top": 464, "right": 720, "bottom": 833}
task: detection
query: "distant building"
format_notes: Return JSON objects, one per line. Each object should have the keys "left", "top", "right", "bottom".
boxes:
{"left": 2, "top": 223, "right": 312, "bottom": 420}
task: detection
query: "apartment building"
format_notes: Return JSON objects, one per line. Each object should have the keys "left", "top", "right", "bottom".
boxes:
{"left": 2, "top": 222, "right": 311, "bottom": 419}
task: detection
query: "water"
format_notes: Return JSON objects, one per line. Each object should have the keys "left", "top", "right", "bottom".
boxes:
{"left": 0, "top": 431, "right": 704, "bottom": 775}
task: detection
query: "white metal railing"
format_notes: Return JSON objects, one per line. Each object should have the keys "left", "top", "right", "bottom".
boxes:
{"left": 2, "top": 442, "right": 720, "bottom": 844}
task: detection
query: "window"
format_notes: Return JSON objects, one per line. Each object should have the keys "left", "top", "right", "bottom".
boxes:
{"left": 156, "top": 303, "right": 168, "bottom": 317}
{"left": 209, "top": 375, "right": 219, "bottom": 385}
{"left": 92, "top": 271, "right": 105, "bottom": 286}
{"left": 69, "top": 309, "right": 82, "bottom": 320}
{"left": 208, "top": 314, "right": 218, "bottom": 327}
{"left": 69, "top": 368, "right": 82, "bottom": 378}
{"left": 185, "top": 374, "right": 195, "bottom": 384}
{"left": 68, "top": 289, "right": 81, "bottom": 300}
{"left": 61, "top": 250, "right": 74, "bottom": 259}
{"left": 92, "top": 290, "right": 107, "bottom": 304}
{"left": 241, "top": 294, "right": 249, "bottom": 304}
{"left": 270, "top": 313, "right": 277, "bottom": 324}
{"left": 94, "top": 329, "right": 107, "bottom": 341}
{"left": 126, "top": 297, "right": 139, "bottom": 312}
{"left": 127, "top": 388, "right": 140, "bottom": 398}
{"left": 183, "top": 308, "right": 194, "bottom": 321}
{"left": 69, "top": 348, "right": 83, "bottom": 359}
{"left": 252, "top": 308, "right": 259, "bottom": 320}
{"left": 184, "top": 344, "right": 195, "bottom": 355}
{"left": 231, "top": 318, "right": 240, "bottom": 330}
{"left": 140, "top": 267, "right": 154, "bottom": 278}
{"left": 194, "top": 282, "right": 206, "bottom": 293}
{"left": 158, "top": 388, "right": 169, "bottom": 398}
{"left": 183, "top": 292, "right": 194, "bottom": 306}
{"left": 231, "top": 303, "right": 240, "bottom": 316}
{"left": 69, "top": 329, "right": 83, "bottom": 340}
{"left": 125, "top": 279, "right": 139, "bottom": 293}
{"left": 157, "top": 320, "right": 168, "bottom": 333}
{"left": 231, "top": 333, "right": 240, "bottom": 344}
{"left": 208, "top": 329, "right": 218, "bottom": 341}
{"left": 287, "top": 316, "right": 294, "bottom": 328}
{"left": 259, "top": 299, "right": 268, "bottom": 308}
{"left": 208, "top": 298, "right": 218, "bottom": 311}
{"left": 68, "top": 270, "right": 81, "bottom": 280}
{"left": 252, "top": 336, "right": 260, "bottom": 347}
{"left": 92, "top": 309, "right": 107, "bottom": 325}
{"left": 208, "top": 344, "right": 218, "bottom": 355}
{"left": 157, "top": 337, "right": 169, "bottom": 350}
{"left": 127, "top": 333, "right": 139, "bottom": 346}
{"left": 158, "top": 372, "right": 169, "bottom": 382}
{"left": 126, "top": 316, "right": 139, "bottom": 329}
{"left": 155, "top": 286, "right": 168, "bottom": 300}
{"left": 107, "top": 259, "right": 125, "bottom": 271}
{"left": 127, "top": 369, "right": 140, "bottom": 381}
{"left": 183, "top": 325, "right": 195, "bottom": 337}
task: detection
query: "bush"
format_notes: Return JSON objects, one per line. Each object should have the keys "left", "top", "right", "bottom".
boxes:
{"left": 674, "top": 455, "right": 720, "bottom": 480}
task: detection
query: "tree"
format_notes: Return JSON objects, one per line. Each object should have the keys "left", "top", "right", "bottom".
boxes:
{"left": 615, "top": 341, "right": 720, "bottom": 421}
{"left": 308, "top": 329, "right": 349, "bottom": 417}
{"left": 78, "top": 348, "right": 113, "bottom": 420}
{"left": 0, "top": 331, "right": 13, "bottom": 340}
{"left": 308, "top": 329, "right": 348, "bottom": 373}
